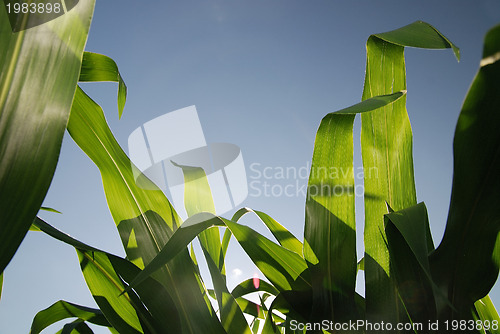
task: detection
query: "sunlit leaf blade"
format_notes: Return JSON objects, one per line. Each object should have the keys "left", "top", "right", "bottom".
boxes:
{"left": 228, "top": 211, "right": 310, "bottom": 293}
{"left": 77, "top": 250, "right": 144, "bottom": 334}
{"left": 384, "top": 202, "right": 437, "bottom": 325}
{"left": 30, "top": 300, "right": 110, "bottom": 334}
{"left": 79, "top": 52, "right": 127, "bottom": 117}
{"left": 175, "top": 163, "right": 251, "bottom": 333}
{"left": 67, "top": 87, "right": 224, "bottom": 333}
{"left": 174, "top": 162, "right": 223, "bottom": 272}
{"left": 0, "top": 0, "right": 95, "bottom": 274}
{"left": 221, "top": 227, "right": 232, "bottom": 275}
{"left": 127, "top": 210, "right": 309, "bottom": 298}
{"left": 234, "top": 208, "right": 303, "bottom": 256}
{"left": 360, "top": 21, "right": 458, "bottom": 326}
{"left": 203, "top": 247, "right": 252, "bottom": 334}
{"left": 430, "top": 24, "right": 500, "bottom": 318}
{"left": 303, "top": 91, "right": 406, "bottom": 323}
{"left": 474, "top": 295, "right": 500, "bottom": 334}
{"left": 32, "top": 217, "right": 181, "bottom": 334}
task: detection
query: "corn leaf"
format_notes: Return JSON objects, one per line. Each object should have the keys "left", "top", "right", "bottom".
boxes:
{"left": 58, "top": 320, "right": 94, "bottom": 334}
{"left": 231, "top": 278, "right": 279, "bottom": 299}
{"left": 0, "top": 0, "right": 95, "bottom": 274}
{"left": 384, "top": 202, "right": 437, "bottom": 326}
{"left": 360, "top": 21, "right": 458, "bottom": 326}
{"left": 474, "top": 295, "right": 500, "bottom": 334}
{"left": 32, "top": 217, "right": 182, "bottom": 334}
{"left": 304, "top": 91, "right": 405, "bottom": 322}
{"left": 30, "top": 300, "right": 110, "bottom": 334}
{"left": 67, "top": 87, "right": 224, "bottom": 333}
{"left": 79, "top": 52, "right": 127, "bottom": 117}
{"left": 175, "top": 163, "right": 252, "bottom": 333}
{"left": 430, "top": 24, "right": 500, "bottom": 318}
{"left": 234, "top": 208, "right": 303, "bottom": 256}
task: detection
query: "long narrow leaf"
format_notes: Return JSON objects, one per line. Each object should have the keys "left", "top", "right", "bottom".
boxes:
{"left": 303, "top": 91, "right": 405, "bottom": 322}
{"left": 0, "top": 0, "right": 95, "bottom": 274}
{"left": 234, "top": 208, "right": 303, "bottom": 256}
{"left": 67, "top": 87, "right": 224, "bottom": 333}
{"left": 32, "top": 217, "right": 181, "bottom": 334}
{"left": 360, "top": 21, "right": 458, "bottom": 326}
{"left": 79, "top": 52, "right": 127, "bottom": 117}
{"left": 30, "top": 300, "right": 110, "bottom": 334}
{"left": 430, "top": 24, "right": 500, "bottom": 319}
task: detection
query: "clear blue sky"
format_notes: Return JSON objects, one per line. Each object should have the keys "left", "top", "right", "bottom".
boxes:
{"left": 1, "top": 0, "right": 500, "bottom": 333}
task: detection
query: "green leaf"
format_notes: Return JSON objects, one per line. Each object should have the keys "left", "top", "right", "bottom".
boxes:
{"left": 174, "top": 162, "right": 251, "bottom": 333}
{"left": 227, "top": 210, "right": 310, "bottom": 293}
{"left": 67, "top": 87, "right": 224, "bottom": 333}
{"left": 231, "top": 278, "right": 279, "bottom": 299}
{"left": 374, "top": 20, "right": 460, "bottom": 60}
{"left": 303, "top": 91, "right": 405, "bottom": 322}
{"left": 202, "top": 246, "right": 252, "bottom": 334}
{"left": 30, "top": 300, "right": 110, "bottom": 334}
{"left": 173, "top": 162, "right": 223, "bottom": 273}
{"left": 79, "top": 52, "right": 127, "bottom": 117}
{"left": 126, "top": 211, "right": 309, "bottom": 295}
{"left": 40, "top": 206, "right": 62, "bottom": 214}
{"left": 474, "top": 295, "right": 500, "bottom": 334}
{"left": 360, "top": 21, "right": 458, "bottom": 326}
{"left": 77, "top": 250, "right": 144, "bottom": 334}
{"left": 0, "top": 0, "right": 95, "bottom": 274}
{"left": 234, "top": 208, "right": 303, "bottom": 256}
{"left": 58, "top": 320, "right": 94, "bottom": 334}
{"left": 32, "top": 217, "right": 181, "bottom": 334}
{"left": 384, "top": 202, "right": 437, "bottom": 325}
{"left": 430, "top": 24, "right": 500, "bottom": 318}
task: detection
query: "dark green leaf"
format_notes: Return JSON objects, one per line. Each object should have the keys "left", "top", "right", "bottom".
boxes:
{"left": 430, "top": 23, "right": 500, "bottom": 318}
{"left": 0, "top": 0, "right": 95, "bottom": 274}
{"left": 384, "top": 202, "right": 437, "bottom": 325}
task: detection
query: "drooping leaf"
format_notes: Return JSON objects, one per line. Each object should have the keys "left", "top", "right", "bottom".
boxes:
{"left": 360, "top": 21, "right": 458, "bottom": 326}
{"left": 234, "top": 208, "right": 303, "bottom": 256}
{"left": 30, "top": 300, "right": 110, "bottom": 334}
{"left": 79, "top": 52, "right": 127, "bottom": 117}
{"left": 32, "top": 217, "right": 182, "bottom": 334}
{"left": 231, "top": 278, "right": 279, "bottom": 299}
{"left": 0, "top": 0, "right": 95, "bottom": 274}
{"left": 430, "top": 24, "right": 500, "bottom": 319}
{"left": 303, "top": 91, "right": 406, "bottom": 322}
{"left": 67, "top": 87, "right": 224, "bottom": 333}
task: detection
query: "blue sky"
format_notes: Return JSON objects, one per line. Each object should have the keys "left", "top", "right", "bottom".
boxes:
{"left": 1, "top": 0, "right": 500, "bottom": 333}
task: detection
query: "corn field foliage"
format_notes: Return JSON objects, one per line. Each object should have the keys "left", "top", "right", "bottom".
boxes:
{"left": 1, "top": 1, "right": 500, "bottom": 333}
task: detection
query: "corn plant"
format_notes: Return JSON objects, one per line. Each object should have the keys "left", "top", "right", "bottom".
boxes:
{"left": 1, "top": 2, "right": 500, "bottom": 332}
